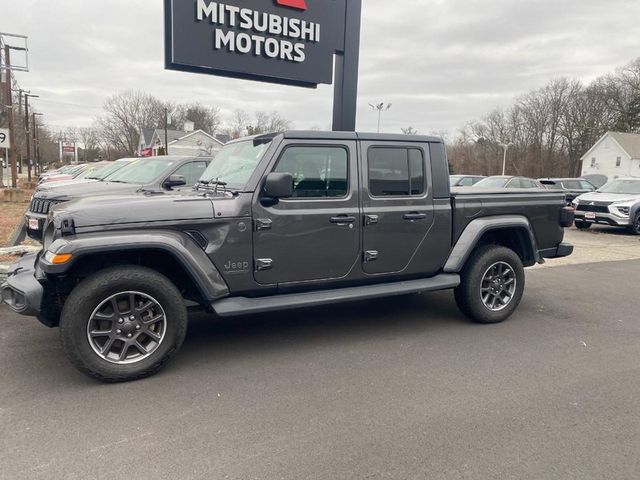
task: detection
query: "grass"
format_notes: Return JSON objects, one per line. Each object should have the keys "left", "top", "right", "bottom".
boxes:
{"left": 0, "top": 201, "right": 29, "bottom": 248}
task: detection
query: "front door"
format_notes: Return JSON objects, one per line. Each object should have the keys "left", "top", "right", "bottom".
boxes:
{"left": 361, "top": 142, "right": 435, "bottom": 275}
{"left": 252, "top": 141, "right": 360, "bottom": 285}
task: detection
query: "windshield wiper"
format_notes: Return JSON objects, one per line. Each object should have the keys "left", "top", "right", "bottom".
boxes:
{"left": 197, "top": 179, "right": 239, "bottom": 196}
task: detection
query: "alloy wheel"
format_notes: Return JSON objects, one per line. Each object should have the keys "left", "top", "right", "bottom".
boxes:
{"left": 86, "top": 291, "right": 167, "bottom": 364}
{"left": 480, "top": 261, "right": 517, "bottom": 312}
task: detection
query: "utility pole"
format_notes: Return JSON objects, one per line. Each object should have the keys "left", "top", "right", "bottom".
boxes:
{"left": 3, "top": 45, "right": 17, "bottom": 188}
{"left": 32, "top": 112, "right": 41, "bottom": 175}
{"left": 23, "top": 93, "right": 38, "bottom": 182}
{"left": 164, "top": 108, "right": 169, "bottom": 156}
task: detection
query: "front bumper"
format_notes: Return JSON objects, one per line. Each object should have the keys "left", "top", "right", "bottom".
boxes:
{"left": 574, "top": 211, "right": 630, "bottom": 227}
{"left": 25, "top": 212, "right": 47, "bottom": 241}
{"left": 1, "top": 253, "right": 43, "bottom": 317}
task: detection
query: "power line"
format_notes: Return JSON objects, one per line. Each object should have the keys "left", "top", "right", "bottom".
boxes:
{"left": 34, "top": 98, "right": 103, "bottom": 110}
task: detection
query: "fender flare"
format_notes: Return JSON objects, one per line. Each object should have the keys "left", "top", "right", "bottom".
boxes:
{"left": 41, "top": 230, "right": 229, "bottom": 301}
{"left": 443, "top": 215, "right": 538, "bottom": 273}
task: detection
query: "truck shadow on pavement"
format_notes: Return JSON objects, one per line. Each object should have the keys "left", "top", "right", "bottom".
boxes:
{"left": 174, "top": 291, "right": 471, "bottom": 369}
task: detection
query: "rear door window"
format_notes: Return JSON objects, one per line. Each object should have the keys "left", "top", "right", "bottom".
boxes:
{"left": 368, "top": 147, "right": 425, "bottom": 197}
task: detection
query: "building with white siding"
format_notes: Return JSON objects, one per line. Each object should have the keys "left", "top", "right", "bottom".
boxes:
{"left": 138, "top": 128, "right": 225, "bottom": 157}
{"left": 581, "top": 132, "right": 640, "bottom": 180}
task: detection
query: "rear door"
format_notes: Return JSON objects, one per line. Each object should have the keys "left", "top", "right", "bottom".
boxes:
{"left": 252, "top": 140, "right": 360, "bottom": 285}
{"left": 361, "top": 142, "right": 435, "bottom": 275}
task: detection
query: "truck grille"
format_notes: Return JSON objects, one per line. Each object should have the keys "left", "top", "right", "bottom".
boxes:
{"left": 29, "top": 198, "right": 61, "bottom": 214}
{"left": 576, "top": 203, "right": 609, "bottom": 213}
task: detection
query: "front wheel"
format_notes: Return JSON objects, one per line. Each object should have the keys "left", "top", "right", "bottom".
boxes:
{"left": 454, "top": 245, "right": 525, "bottom": 324}
{"left": 575, "top": 220, "right": 591, "bottom": 230}
{"left": 628, "top": 214, "right": 640, "bottom": 236}
{"left": 59, "top": 266, "right": 188, "bottom": 382}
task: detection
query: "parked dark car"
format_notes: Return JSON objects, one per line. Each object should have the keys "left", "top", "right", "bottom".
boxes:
{"left": 3, "top": 131, "right": 574, "bottom": 382}
{"left": 473, "top": 176, "right": 543, "bottom": 189}
{"left": 449, "top": 175, "right": 485, "bottom": 187}
{"left": 539, "top": 178, "right": 596, "bottom": 204}
{"left": 26, "top": 156, "right": 211, "bottom": 239}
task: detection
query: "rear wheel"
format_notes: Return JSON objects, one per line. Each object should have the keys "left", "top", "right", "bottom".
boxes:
{"left": 575, "top": 220, "right": 591, "bottom": 230}
{"left": 454, "top": 245, "right": 525, "bottom": 324}
{"left": 59, "top": 266, "right": 188, "bottom": 382}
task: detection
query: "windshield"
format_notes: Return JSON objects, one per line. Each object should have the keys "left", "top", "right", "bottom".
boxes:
{"left": 474, "top": 177, "right": 509, "bottom": 188}
{"left": 199, "top": 139, "right": 271, "bottom": 189}
{"left": 598, "top": 179, "right": 640, "bottom": 194}
{"left": 106, "top": 158, "right": 176, "bottom": 184}
{"left": 86, "top": 161, "right": 131, "bottom": 180}
{"left": 75, "top": 166, "right": 102, "bottom": 179}
{"left": 449, "top": 176, "right": 462, "bottom": 186}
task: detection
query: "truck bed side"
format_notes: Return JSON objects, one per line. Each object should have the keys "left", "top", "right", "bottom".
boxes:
{"left": 451, "top": 188, "right": 567, "bottom": 252}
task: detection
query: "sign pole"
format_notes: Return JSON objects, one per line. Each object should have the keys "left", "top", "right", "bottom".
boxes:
{"left": 332, "top": 0, "right": 362, "bottom": 132}
{"left": 3, "top": 46, "right": 17, "bottom": 188}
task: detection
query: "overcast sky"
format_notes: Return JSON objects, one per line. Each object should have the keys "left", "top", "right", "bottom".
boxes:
{"left": 4, "top": 0, "right": 640, "bottom": 136}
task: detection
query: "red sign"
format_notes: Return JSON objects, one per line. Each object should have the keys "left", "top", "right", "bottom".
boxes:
{"left": 275, "top": 0, "right": 308, "bottom": 11}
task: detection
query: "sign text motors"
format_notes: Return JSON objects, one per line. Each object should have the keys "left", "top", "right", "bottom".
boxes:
{"left": 165, "top": 0, "right": 347, "bottom": 87}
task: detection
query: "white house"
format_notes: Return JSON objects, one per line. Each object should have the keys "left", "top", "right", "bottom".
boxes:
{"left": 581, "top": 131, "right": 640, "bottom": 180}
{"left": 137, "top": 128, "right": 225, "bottom": 157}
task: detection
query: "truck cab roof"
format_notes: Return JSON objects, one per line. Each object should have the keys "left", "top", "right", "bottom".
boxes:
{"left": 233, "top": 131, "right": 444, "bottom": 144}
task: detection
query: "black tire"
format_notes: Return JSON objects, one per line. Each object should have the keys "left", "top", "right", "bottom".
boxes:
{"left": 454, "top": 245, "right": 525, "bottom": 324}
{"left": 628, "top": 214, "right": 640, "bottom": 236}
{"left": 59, "top": 266, "right": 188, "bottom": 383}
{"left": 574, "top": 220, "right": 591, "bottom": 230}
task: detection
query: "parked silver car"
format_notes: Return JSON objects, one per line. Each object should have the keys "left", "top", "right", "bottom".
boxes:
{"left": 572, "top": 177, "right": 640, "bottom": 234}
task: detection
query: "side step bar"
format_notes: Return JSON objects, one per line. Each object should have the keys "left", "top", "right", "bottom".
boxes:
{"left": 211, "top": 274, "right": 461, "bottom": 317}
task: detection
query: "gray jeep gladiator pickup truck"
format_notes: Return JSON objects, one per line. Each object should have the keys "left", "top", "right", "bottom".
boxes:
{"left": 2, "top": 131, "right": 574, "bottom": 382}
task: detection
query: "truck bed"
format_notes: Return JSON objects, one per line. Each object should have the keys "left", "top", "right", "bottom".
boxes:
{"left": 450, "top": 187, "right": 567, "bottom": 251}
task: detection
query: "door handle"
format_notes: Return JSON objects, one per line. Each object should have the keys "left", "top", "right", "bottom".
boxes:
{"left": 330, "top": 215, "right": 356, "bottom": 224}
{"left": 403, "top": 212, "right": 427, "bottom": 221}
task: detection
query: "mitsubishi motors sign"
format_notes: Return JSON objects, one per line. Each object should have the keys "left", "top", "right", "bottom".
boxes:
{"left": 164, "top": 0, "right": 351, "bottom": 88}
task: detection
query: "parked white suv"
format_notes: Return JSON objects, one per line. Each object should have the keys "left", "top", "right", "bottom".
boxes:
{"left": 573, "top": 177, "right": 640, "bottom": 234}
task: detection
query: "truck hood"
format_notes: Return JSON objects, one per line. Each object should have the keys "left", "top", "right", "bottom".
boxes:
{"left": 576, "top": 191, "right": 640, "bottom": 204}
{"left": 35, "top": 181, "right": 145, "bottom": 200}
{"left": 35, "top": 178, "right": 98, "bottom": 191}
{"left": 52, "top": 192, "right": 215, "bottom": 228}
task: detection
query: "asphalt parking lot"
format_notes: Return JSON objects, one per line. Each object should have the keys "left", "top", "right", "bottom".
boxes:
{"left": 1, "top": 229, "right": 639, "bottom": 480}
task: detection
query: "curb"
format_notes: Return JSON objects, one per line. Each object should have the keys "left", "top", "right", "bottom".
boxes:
{"left": 8, "top": 219, "right": 26, "bottom": 247}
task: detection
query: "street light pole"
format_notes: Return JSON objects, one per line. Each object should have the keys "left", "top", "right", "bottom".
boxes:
{"left": 498, "top": 142, "right": 514, "bottom": 176}
{"left": 368, "top": 102, "right": 392, "bottom": 133}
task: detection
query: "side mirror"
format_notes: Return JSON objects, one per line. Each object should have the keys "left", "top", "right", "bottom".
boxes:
{"left": 164, "top": 174, "right": 187, "bottom": 189}
{"left": 263, "top": 172, "right": 293, "bottom": 199}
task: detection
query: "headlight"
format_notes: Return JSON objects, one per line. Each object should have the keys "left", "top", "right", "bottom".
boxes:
{"left": 609, "top": 201, "right": 635, "bottom": 217}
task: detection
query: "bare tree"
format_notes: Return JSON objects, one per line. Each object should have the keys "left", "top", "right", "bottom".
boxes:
{"left": 225, "top": 109, "right": 251, "bottom": 139}
{"left": 248, "top": 111, "right": 292, "bottom": 135}
{"left": 401, "top": 126, "right": 418, "bottom": 135}
{"left": 96, "top": 90, "right": 167, "bottom": 156}
{"left": 173, "top": 103, "right": 222, "bottom": 134}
